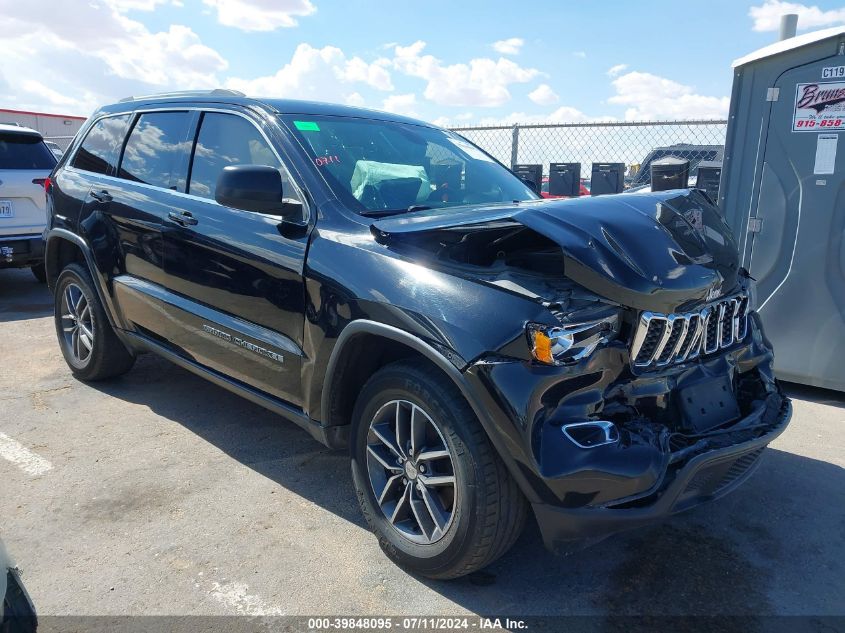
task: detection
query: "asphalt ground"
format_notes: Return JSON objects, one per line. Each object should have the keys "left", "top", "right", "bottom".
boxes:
{"left": 1, "top": 267, "right": 843, "bottom": 621}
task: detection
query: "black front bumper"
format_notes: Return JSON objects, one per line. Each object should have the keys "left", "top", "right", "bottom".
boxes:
{"left": 460, "top": 313, "right": 791, "bottom": 552}
{"left": 0, "top": 235, "right": 44, "bottom": 268}
{"left": 532, "top": 397, "right": 791, "bottom": 550}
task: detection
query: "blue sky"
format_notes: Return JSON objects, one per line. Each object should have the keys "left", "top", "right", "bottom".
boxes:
{"left": 3, "top": 0, "right": 845, "bottom": 124}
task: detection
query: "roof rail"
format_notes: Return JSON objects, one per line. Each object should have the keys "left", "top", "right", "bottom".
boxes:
{"left": 118, "top": 89, "right": 246, "bottom": 103}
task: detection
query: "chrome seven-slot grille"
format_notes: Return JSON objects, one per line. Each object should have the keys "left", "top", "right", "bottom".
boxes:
{"left": 630, "top": 295, "right": 749, "bottom": 368}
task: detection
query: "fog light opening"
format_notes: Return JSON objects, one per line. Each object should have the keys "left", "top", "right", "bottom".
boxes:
{"left": 562, "top": 421, "right": 619, "bottom": 449}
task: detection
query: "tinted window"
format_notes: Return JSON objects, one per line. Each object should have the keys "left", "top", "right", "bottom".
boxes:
{"left": 71, "top": 115, "right": 130, "bottom": 175}
{"left": 188, "top": 112, "right": 293, "bottom": 202}
{"left": 0, "top": 133, "right": 57, "bottom": 170}
{"left": 119, "top": 112, "right": 192, "bottom": 189}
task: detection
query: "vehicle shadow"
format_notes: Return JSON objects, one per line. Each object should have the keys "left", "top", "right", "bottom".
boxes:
{"left": 430, "top": 448, "right": 845, "bottom": 617}
{"left": 0, "top": 269, "right": 53, "bottom": 323}
{"left": 87, "top": 354, "right": 845, "bottom": 617}
{"left": 89, "top": 353, "right": 365, "bottom": 527}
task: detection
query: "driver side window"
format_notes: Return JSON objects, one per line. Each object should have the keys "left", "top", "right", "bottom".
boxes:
{"left": 188, "top": 112, "right": 300, "bottom": 203}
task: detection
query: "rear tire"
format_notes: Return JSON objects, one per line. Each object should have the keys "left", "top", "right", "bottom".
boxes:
{"left": 350, "top": 360, "right": 527, "bottom": 579}
{"left": 54, "top": 263, "right": 135, "bottom": 381}
{"left": 31, "top": 262, "right": 46, "bottom": 283}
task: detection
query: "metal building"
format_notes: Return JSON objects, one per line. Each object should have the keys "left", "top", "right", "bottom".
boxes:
{"left": 0, "top": 108, "right": 86, "bottom": 150}
{"left": 720, "top": 26, "right": 845, "bottom": 391}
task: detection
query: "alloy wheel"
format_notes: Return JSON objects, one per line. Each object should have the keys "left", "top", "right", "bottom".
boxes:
{"left": 365, "top": 400, "right": 457, "bottom": 545}
{"left": 60, "top": 283, "right": 94, "bottom": 365}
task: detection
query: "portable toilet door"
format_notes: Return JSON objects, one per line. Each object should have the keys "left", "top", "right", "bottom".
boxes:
{"left": 721, "top": 26, "right": 845, "bottom": 391}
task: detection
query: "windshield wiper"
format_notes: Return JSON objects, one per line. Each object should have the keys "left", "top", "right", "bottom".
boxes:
{"left": 360, "top": 200, "right": 528, "bottom": 219}
{"left": 360, "top": 205, "right": 432, "bottom": 218}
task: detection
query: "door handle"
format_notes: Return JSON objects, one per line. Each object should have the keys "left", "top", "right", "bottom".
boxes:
{"left": 168, "top": 210, "right": 198, "bottom": 226}
{"left": 89, "top": 189, "right": 112, "bottom": 203}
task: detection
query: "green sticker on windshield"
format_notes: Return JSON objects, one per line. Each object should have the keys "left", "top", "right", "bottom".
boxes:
{"left": 294, "top": 120, "right": 320, "bottom": 132}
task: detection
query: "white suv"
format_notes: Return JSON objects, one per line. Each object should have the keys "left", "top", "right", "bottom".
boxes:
{"left": 0, "top": 123, "right": 57, "bottom": 282}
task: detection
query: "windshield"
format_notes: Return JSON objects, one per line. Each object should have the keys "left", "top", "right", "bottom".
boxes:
{"left": 282, "top": 115, "right": 537, "bottom": 215}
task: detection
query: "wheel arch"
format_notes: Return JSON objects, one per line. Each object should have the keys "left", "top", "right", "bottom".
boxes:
{"left": 320, "top": 319, "right": 536, "bottom": 500}
{"left": 45, "top": 229, "right": 122, "bottom": 329}
{"left": 45, "top": 231, "right": 86, "bottom": 291}
{"left": 320, "top": 321, "right": 456, "bottom": 429}
{"left": 320, "top": 320, "right": 540, "bottom": 503}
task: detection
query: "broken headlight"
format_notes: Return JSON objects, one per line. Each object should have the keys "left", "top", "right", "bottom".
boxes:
{"left": 527, "top": 313, "right": 620, "bottom": 365}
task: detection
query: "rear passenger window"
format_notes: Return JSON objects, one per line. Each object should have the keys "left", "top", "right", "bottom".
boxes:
{"left": 119, "top": 112, "right": 192, "bottom": 189}
{"left": 71, "top": 115, "right": 130, "bottom": 175}
{"left": 188, "top": 112, "right": 297, "bottom": 202}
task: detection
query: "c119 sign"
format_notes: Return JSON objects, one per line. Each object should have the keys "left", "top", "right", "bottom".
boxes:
{"left": 793, "top": 81, "right": 845, "bottom": 132}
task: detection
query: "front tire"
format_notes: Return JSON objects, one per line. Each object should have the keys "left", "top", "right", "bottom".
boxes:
{"left": 54, "top": 263, "right": 135, "bottom": 381}
{"left": 350, "top": 360, "right": 527, "bottom": 579}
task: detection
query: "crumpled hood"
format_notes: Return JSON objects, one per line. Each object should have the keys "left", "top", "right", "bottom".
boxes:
{"left": 371, "top": 189, "right": 740, "bottom": 314}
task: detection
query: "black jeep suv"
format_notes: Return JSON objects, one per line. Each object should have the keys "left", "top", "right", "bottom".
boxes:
{"left": 44, "top": 91, "right": 791, "bottom": 579}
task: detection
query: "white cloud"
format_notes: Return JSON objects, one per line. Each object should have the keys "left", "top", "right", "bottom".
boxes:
{"left": 342, "top": 57, "right": 393, "bottom": 91}
{"left": 572, "top": 51, "right": 587, "bottom": 59}
{"left": 345, "top": 92, "right": 366, "bottom": 107}
{"left": 435, "top": 106, "right": 614, "bottom": 128}
{"left": 202, "top": 0, "right": 316, "bottom": 31}
{"left": 225, "top": 43, "right": 393, "bottom": 103}
{"left": 608, "top": 71, "right": 729, "bottom": 120}
{"left": 381, "top": 93, "right": 418, "bottom": 117}
{"left": 110, "top": 24, "right": 228, "bottom": 86}
{"left": 393, "top": 41, "right": 539, "bottom": 107}
{"left": 430, "top": 111, "right": 475, "bottom": 127}
{"left": 0, "top": 1, "right": 394, "bottom": 117}
{"left": 528, "top": 84, "right": 559, "bottom": 106}
{"left": 492, "top": 37, "right": 524, "bottom": 55}
{"left": 749, "top": 0, "right": 845, "bottom": 31}
{"left": 2, "top": 2, "right": 226, "bottom": 85}
{"left": 108, "top": 0, "right": 176, "bottom": 10}
{"left": 20, "top": 80, "right": 80, "bottom": 108}
{"left": 0, "top": 0, "right": 227, "bottom": 113}
{"left": 0, "top": 4, "right": 734, "bottom": 131}
{"left": 478, "top": 106, "right": 614, "bottom": 126}
{"left": 607, "top": 64, "right": 628, "bottom": 77}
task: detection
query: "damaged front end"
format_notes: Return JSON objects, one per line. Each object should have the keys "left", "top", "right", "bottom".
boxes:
{"left": 465, "top": 307, "right": 790, "bottom": 549}
{"left": 371, "top": 189, "right": 791, "bottom": 549}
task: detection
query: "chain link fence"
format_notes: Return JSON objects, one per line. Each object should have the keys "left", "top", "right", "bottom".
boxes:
{"left": 450, "top": 120, "right": 728, "bottom": 186}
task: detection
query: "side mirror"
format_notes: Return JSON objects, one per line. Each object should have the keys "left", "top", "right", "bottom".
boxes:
{"left": 215, "top": 165, "right": 302, "bottom": 219}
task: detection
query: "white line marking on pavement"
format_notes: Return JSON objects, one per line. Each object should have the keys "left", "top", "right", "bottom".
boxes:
{"left": 209, "top": 581, "right": 285, "bottom": 616}
{"left": 0, "top": 432, "right": 53, "bottom": 476}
